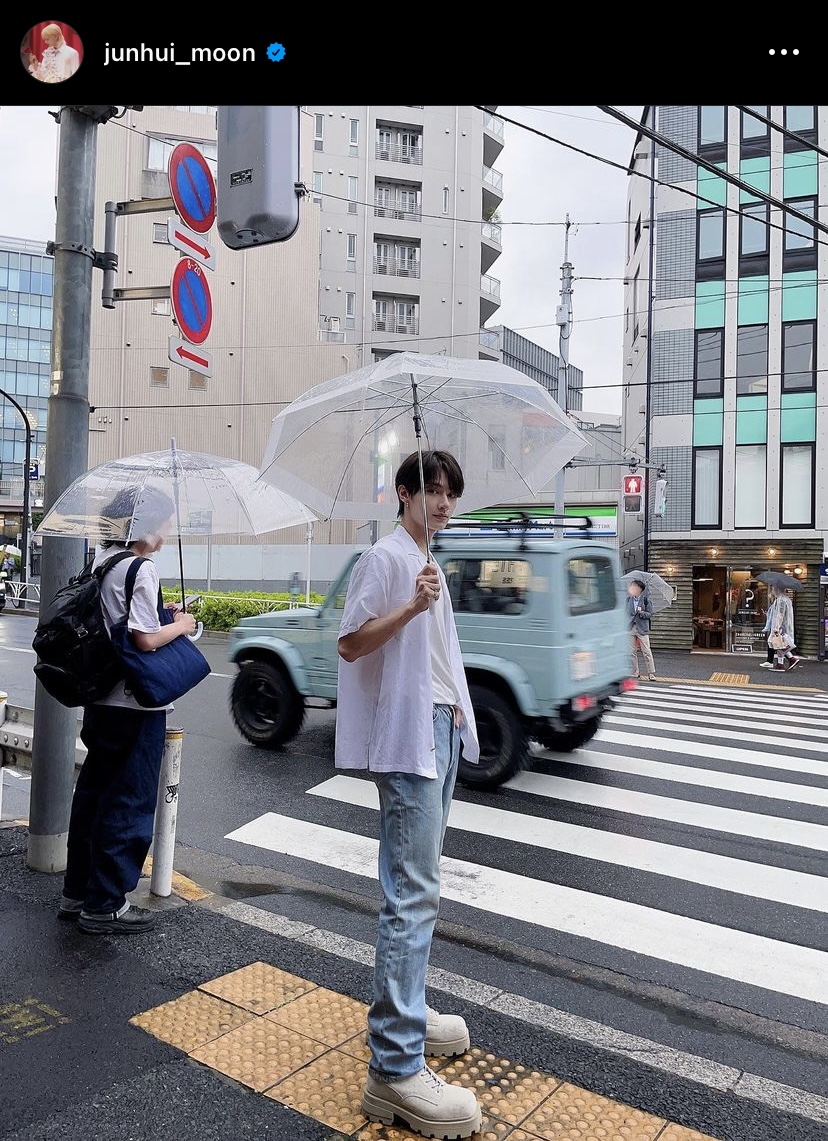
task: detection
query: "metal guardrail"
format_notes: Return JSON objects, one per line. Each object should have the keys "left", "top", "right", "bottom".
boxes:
{"left": 4, "top": 580, "right": 40, "bottom": 609}
{"left": 0, "top": 699, "right": 85, "bottom": 771}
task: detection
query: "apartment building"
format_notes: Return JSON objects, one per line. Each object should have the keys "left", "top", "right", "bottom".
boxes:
{"left": 623, "top": 105, "right": 825, "bottom": 657}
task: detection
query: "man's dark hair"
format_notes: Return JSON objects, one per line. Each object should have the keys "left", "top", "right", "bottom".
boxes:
{"left": 631, "top": 578, "right": 646, "bottom": 591}
{"left": 395, "top": 450, "right": 464, "bottom": 518}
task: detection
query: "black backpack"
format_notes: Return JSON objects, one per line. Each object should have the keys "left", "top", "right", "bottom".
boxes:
{"left": 32, "top": 550, "right": 137, "bottom": 707}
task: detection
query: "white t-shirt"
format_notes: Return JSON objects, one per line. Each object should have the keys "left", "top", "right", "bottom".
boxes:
{"left": 335, "top": 526, "right": 478, "bottom": 777}
{"left": 92, "top": 545, "right": 168, "bottom": 710}
{"left": 429, "top": 585, "right": 459, "bottom": 705}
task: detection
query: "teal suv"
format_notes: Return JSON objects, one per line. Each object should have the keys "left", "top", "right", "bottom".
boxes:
{"left": 227, "top": 517, "right": 634, "bottom": 789}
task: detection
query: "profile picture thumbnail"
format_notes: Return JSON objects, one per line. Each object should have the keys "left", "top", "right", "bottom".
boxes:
{"left": 22, "top": 21, "right": 83, "bottom": 84}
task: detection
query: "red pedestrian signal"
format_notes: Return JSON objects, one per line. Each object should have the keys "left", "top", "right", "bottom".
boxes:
{"left": 622, "top": 473, "right": 644, "bottom": 515}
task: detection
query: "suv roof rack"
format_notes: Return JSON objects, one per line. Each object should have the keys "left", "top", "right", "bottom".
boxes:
{"left": 433, "top": 512, "right": 596, "bottom": 552}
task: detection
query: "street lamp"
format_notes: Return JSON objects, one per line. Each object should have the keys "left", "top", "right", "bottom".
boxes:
{"left": 0, "top": 386, "right": 32, "bottom": 583}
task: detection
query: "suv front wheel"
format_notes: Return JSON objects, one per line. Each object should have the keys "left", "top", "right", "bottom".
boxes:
{"left": 458, "top": 683, "right": 528, "bottom": 790}
{"left": 231, "top": 659, "right": 305, "bottom": 748}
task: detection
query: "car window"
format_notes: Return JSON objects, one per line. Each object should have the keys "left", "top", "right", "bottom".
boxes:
{"left": 567, "top": 556, "right": 617, "bottom": 615}
{"left": 443, "top": 558, "right": 530, "bottom": 615}
{"left": 322, "top": 555, "right": 359, "bottom": 614}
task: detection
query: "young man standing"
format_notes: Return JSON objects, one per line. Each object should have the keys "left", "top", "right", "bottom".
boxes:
{"left": 336, "top": 449, "right": 482, "bottom": 1140}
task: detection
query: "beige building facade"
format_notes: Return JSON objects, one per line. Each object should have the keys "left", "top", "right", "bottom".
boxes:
{"left": 83, "top": 104, "right": 503, "bottom": 588}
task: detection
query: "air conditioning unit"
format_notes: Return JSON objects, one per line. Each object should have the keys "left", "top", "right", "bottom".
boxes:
{"left": 375, "top": 319, "right": 387, "bottom": 331}
{"left": 396, "top": 323, "right": 410, "bottom": 333}
{"left": 329, "top": 316, "right": 341, "bottom": 332}
{"left": 376, "top": 262, "right": 388, "bottom": 274}
{"left": 379, "top": 150, "right": 390, "bottom": 160}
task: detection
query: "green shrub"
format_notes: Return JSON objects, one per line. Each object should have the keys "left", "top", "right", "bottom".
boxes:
{"left": 160, "top": 588, "right": 327, "bottom": 632}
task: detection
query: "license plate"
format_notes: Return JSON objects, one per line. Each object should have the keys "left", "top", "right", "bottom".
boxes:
{"left": 570, "top": 651, "right": 596, "bottom": 680}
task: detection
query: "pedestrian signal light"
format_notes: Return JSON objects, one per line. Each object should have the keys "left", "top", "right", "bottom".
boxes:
{"left": 622, "top": 473, "right": 644, "bottom": 515}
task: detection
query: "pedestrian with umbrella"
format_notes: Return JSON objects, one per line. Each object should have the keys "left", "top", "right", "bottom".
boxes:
{"left": 337, "top": 449, "right": 482, "bottom": 1138}
{"left": 627, "top": 577, "right": 657, "bottom": 680}
{"left": 56, "top": 483, "right": 198, "bottom": 935}
{"left": 758, "top": 571, "right": 802, "bottom": 671}
{"left": 622, "top": 571, "right": 673, "bottom": 682}
{"left": 258, "top": 353, "right": 587, "bottom": 1140}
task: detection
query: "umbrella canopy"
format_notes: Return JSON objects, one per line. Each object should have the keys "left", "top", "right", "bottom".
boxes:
{"left": 36, "top": 446, "right": 317, "bottom": 542}
{"left": 756, "top": 569, "right": 804, "bottom": 592}
{"left": 622, "top": 570, "right": 675, "bottom": 615}
{"left": 258, "top": 351, "right": 589, "bottom": 523}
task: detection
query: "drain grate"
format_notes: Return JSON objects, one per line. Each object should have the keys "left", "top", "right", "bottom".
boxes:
{"left": 709, "top": 672, "right": 750, "bottom": 685}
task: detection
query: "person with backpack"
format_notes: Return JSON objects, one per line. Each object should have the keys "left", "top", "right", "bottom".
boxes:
{"left": 58, "top": 486, "right": 197, "bottom": 935}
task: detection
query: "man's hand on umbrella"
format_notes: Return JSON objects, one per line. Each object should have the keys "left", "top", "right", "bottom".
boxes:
{"left": 414, "top": 563, "right": 441, "bottom": 612}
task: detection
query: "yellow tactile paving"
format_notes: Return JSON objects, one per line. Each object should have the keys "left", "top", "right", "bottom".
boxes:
{"left": 189, "top": 1017, "right": 329, "bottom": 1092}
{"left": 141, "top": 855, "right": 213, "bottom": 901}
{"left": 708, "top": 672, "right": 750, "bottom": 686}
{"left": 522, "top": 1081, "right": 665, "bottom": 1139}
{"left": 265, "top": 1046, "right": 369, "bottom": 1133}
{"left": 437, "top": 1047, "right": 562, "bottom": 1125}
{"left": 131, "top": 964, "right": 721, "bottom": 1141}
{"left": 198, "top": 960, "right": 318, "bottom": 1013}
{"left": 264, "top": 985, "right": 369, "bottom": 1047}
{"left": 129, "top": 989, "right": 254, "bottom": 1053}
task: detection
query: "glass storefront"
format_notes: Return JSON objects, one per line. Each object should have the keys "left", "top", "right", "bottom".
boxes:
{"left": 692, "top": 565, "right": 770, "bottom": 653}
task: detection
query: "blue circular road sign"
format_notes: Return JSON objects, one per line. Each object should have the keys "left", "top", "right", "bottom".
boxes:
{"left": 171, "top": 258, "right": 213, "bottom": 344}
{"left": 168, "top": 143, "right": 216, "bottom": 235}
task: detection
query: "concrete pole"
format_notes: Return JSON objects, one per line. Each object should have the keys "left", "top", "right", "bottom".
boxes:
{"left": 28, "top": 107, "right": 101, "bottom": 873}
{"left": 150, "top": 727, "right": 184, "bottom": 898}
{"left": 553, "top": 217, "right": 574, "bottom": 537}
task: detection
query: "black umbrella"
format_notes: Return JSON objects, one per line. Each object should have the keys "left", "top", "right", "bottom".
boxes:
{"left": 757, "top": 570, "right": 804, "bottom": 592}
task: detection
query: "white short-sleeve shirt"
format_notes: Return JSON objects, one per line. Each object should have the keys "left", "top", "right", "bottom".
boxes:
{"left": 335, "top": 526, "right": 479, "bottom": 777}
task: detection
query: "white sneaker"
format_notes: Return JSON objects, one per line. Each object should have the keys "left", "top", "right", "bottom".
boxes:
{"left": 425, "top": 1005, "right": 470, "bottom": 1057}
{"left": 362, "top": 1065, "right": 482, "bottom": 1139}
{"left": 759, "top": 661, "right": 774, "bottom": 669}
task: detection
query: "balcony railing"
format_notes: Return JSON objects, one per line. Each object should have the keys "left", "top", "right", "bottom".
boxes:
{"left": 373, "top": 315, "right": 419, "bottom": 335}
{"left": 480, "top": 274, "right": 501, "bottom": 299}
{"left": 483, "top": 166, "right": 503, "bottom": 193}
{"left": 374, "top": 202, "right": 422, "bottom": 222}
{"left": 374, "top": 258, "right": 421, "bottom": 278}
{"left": 483, "top": 112, "right": 505, "bottom": 139}
{"left": 375, "top": 142, "right": 423, "bottom": 165}
{"left": 482, "top": 221, "right": 502, "bottom": 245}
{"left": 479, "top": 329, "right": 500, "bottom": 351}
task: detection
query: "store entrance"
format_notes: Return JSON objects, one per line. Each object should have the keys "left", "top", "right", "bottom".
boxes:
{"left": 692, "top": 565, "right": 770, "bottom": 653}
{"left": 692, "top": 565, "right": 726, "bottom": 650}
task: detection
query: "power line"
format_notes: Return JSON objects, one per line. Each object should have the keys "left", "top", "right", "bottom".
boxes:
{"left": 734, "top": 106, "right": 828, "bottom": 163}
{"left": 598, "top": 105, "right": 828, "bottom": 239}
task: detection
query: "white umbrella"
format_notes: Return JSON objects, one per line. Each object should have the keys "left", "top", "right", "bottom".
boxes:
{"left": 36, "top": 441, "right": 318, "bottom": 607}
{"left": 258, "top": 351, "right": 588, "bottom": 556}
{"left": 623, "top": 570, "right": 674, "bottom": 615}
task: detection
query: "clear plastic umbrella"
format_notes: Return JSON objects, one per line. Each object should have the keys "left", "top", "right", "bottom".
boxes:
{"left": 36, "top": 440, "right": 318, "bottom": 607}
{"left": 622, "top": 570, "right": 675, "bottom": 615}
{"left": 258, "top": 351, "right": 589, "bottom": 556}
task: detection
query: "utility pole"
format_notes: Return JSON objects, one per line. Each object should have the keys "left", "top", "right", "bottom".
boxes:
{"left": 27, "top": 106, "right": 113, "bottom": 873}
{"left": 554, "top": 216, "right": 574, "bottom": 537}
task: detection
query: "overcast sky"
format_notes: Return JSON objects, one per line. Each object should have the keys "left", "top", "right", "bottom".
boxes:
{"left": 0, "top": 104, "right": 643, "bottom": 416}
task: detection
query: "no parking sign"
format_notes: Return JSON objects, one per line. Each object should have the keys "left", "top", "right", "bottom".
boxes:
{"left": 170, "top": 258, "right": 212, "bottom": 345}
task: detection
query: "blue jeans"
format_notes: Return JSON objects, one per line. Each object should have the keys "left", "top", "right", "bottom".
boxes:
{"left": 368, "top": 704, "right": 460, "bottom": 1079}
{"left": 63, "top": 704, "right": 167, "bottom": 914}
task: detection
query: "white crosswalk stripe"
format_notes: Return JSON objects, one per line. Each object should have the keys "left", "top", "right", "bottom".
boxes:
{"left": 226, "top": 680, "right": 828, "bottom": 1014}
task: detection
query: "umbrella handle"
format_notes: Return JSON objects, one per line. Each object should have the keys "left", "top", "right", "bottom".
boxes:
{"left": 188, "top": 621, "right": 204, "bottom": 642}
